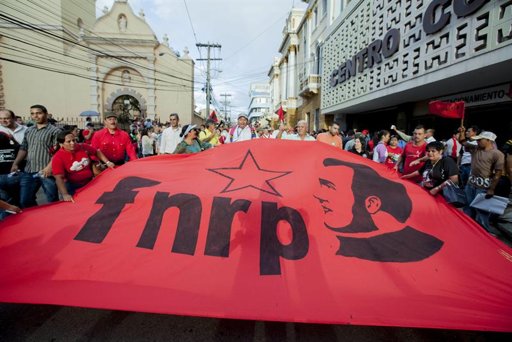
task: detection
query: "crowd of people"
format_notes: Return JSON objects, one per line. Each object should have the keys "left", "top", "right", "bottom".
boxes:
{"left": 0, "top": 105, "right": 511, "bottom": 240}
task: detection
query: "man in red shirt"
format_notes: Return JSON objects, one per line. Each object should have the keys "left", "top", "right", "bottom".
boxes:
{"left": 91, "top": 112, "right": 137, "bottom": 165}
{"left": 396, "top": 125, "right": 427, "bottom": 183}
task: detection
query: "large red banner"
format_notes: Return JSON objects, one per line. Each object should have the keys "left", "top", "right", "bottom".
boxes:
{"left": 1, "top": 140, "right": 511, "bottom": 331}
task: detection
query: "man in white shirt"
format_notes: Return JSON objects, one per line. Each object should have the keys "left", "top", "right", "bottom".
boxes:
{"left": 280, "top": 120, "right": 315, "bottom": 141}
{"left": 226, "top": 113, "right": 256, "bottom": 143}
{"left": 444, "top": 129, "right": 462, "bottom": 162}
{"left": 159, "top": 113, "right": 181, "bottom": 154}
{"left": 0, "top": 109, "right": 27, "bottom": 144}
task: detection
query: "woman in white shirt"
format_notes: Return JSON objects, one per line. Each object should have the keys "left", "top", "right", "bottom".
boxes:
{"left": 141, "top": 128, "right": 155, "bottom": 157}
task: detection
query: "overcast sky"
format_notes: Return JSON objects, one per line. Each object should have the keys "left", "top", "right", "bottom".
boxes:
{"left": 96, "top": 0, "right": 307, "bottom": 118}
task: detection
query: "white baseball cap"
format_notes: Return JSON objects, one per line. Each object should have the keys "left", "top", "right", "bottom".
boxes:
{"left": 473, "top": 131, "right": 497, "bottom": 142}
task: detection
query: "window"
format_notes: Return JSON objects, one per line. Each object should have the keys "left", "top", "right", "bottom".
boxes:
{"left": 315, "top": 108, "right": 320, "bottom": 131}
{"left": 303, "top": 25, "right": 308, "bottom": 75}
{"left": 316, "top": 45, "right": 322, "bottom": 74}
{"left": 322, "top": 0, "right": 328, "bottom": 17}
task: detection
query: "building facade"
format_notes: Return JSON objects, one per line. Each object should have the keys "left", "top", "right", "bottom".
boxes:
{"left": 0, "top": 0, "right": 194, "bottom": 124}
{"left": 248, "top": 83, "right": 271, "bottom": 124}
{"left": 321, "top": 0, "right": 512, "bottom": 141}
{"left": 296, "top": 0, "right": 345, "bottom": 131}
{"left": 268, "top": 0, "right": 346, "bottom": 131}
{"left": 268, "top": 8, "right": 306, "bottom": 126}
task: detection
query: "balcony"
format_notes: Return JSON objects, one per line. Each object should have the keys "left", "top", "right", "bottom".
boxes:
{"left": 299, "top": 74, "right": 321, "bottom": 98}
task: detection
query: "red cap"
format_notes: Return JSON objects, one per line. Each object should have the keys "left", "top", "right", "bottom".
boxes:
{"left": 362, "top": 129, "right": 369, "bottom": 135}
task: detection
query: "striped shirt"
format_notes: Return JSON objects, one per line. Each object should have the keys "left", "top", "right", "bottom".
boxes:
{"left": 21, "top": 124, "right": 61, "bottom": 172}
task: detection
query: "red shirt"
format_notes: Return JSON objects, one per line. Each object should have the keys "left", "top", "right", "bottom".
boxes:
{"left": 91, "top": 128, "right": 137, "bottom": 163}
{"left": 402, "top": 141, "right": 427, "bottom": 181}
{"left": 385, "top": 145, "right": 403, "bottom": 168}
{"left": 82, "top": 129, "right": 93, "bottom": 144}
{"left": 52, "top": 144, "right": 97, "bottom": 185}
{"left": 367, "top": 139, "right": 375, "bottom": 151}
{"left": 316, "top": 132, "right": 343, "bottom": 148}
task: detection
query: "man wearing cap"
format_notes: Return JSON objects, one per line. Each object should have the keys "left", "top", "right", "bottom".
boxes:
{"left": 459, "top": 128, "right": 505, "bottom": 233}
{"left": 159, "top": 113, "right": 181, "bottom": 154}
{"left": 227, "top": 113, "right": 256, "bottom": 143}
{"left": 91, "top": 112, "right": 137, "bottom": 166}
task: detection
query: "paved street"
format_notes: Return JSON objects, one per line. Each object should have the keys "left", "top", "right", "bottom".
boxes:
{"left": 1, "top": 303, "right": 510, "bottom": 341}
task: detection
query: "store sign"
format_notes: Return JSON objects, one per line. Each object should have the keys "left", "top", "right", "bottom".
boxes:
{"left": 437, "top": 84, "right": 512, "bottom": 107}
{"left": 329, "top": 28, "right": 400, "bottom": 88}
{"left": 329, "top": 0, "right": 490, "bottom": 88}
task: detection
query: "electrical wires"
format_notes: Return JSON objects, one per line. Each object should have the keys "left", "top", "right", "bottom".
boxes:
{"left": 0, "top": 2, "right": 197, "bottom": 90}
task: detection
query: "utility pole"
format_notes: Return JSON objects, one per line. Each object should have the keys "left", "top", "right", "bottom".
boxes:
{"left": 220, "top": 93, "right": 232, "bottom": 123}
{"left": 196, "top": 43, "right": 222, "bottom": 119}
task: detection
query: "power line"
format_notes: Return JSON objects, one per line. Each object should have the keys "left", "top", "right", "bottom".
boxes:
{"left": 197, "top": 43, "right": 222, "bottom": 119}
{"left": 0, "top": 6, "right": 194, "bottom": 84}
{"left": 0, "top": 56, "right": 195, "bottom": 93}
{"left": 0, "top": 47, "right": 199, "bottom": 92}
{"left": 0, "top": 22, "right": 195, "bottom": 93}
{"left": 15, "top": 0, "right": 204, "bottom": 85}
{"left": 0, "top": 6, "right": 199, "bottom": 91}
{"left": 182, "top": 0, "right": 201, "bottom": 56}
{"left": 40, "top": 0, "right": 200, "bottom": 79}
{"left": 220, "top": 93, "right": 232, "bottom": 122}
{"left": 0, "top": 33, "right": 197, "bottom": 91}
{"left": 224, "top": 13, "right": 287, "bottom": 61}
{"left": 180, "top": 0, "right": 211, "bottom": 81}
{"left": 213, "top": 57, "right": 316, "bottom": 87}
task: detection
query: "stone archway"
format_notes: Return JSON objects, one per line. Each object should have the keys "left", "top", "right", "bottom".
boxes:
{"left": 112, "top": 94, "right": 141, "bottom": 120}
{"left": 105, "top": 88, "right": 147, "bottom": 119}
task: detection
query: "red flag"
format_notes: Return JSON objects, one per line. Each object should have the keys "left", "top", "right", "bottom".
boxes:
{"left": 0, "top": 141, "right": 511, "bottom": 331}
{"left": 208, "top": 110, "right": 218, "bottom": 123}
{"left": 428, "top": 100, "right": 465, "bottom": 119}
{"left": 277, "top": 106, "right": 285, "bottom": 122}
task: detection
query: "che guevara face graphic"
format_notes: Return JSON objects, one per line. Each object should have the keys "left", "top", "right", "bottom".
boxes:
{"left": 314, "top": 167, "right": 355, "bottom": 230}
{"left": 314, "top": 158, "right": 443, "bottom": 262}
